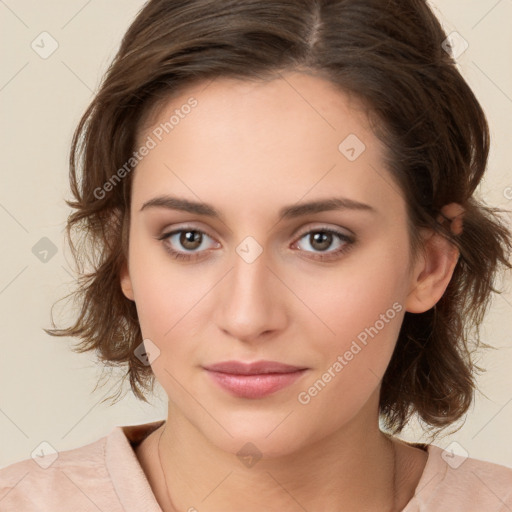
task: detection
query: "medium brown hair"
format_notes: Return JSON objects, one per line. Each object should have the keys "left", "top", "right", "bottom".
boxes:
{"left": 47, "top": 0, "right": 512, "bottom": 439}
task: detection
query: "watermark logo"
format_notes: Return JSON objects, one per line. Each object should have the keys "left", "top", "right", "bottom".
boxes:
{"left": 236, "top": 236, "right": 263, "bottom": 263}
{"left": 134, "top": 338, "right": 161, "bottom": 365}
{"left": 31, "top": 31, "right": 59, "bottom": 59}
{"left": 338, "top": 134, "right": 366, "bottom": 162}
{"left": 31, "top": 441, "right": 59, "bottom": 469}
{"left": 441, "top": 441, "right": 469, "bottom": 469}
{"left": 236, "top": 442, "right": 262, "bottom": 468}
{"left": 32, "top": 237, "right": 58, "bottom": 263}
{"left": 442, "top": 31, "right": 469, "bottom": 60}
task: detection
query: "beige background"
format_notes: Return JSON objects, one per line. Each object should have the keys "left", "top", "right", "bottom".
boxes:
{"left": 1, "top": 0, "right": 511, "bottom": 470}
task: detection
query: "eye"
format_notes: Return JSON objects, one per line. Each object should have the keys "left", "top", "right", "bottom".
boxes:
{"left": 292, "top": 228, "right": 355, "bottom": 261}
{"left": 157, "top": 225, "right": 355, "bottom": 263}
{"left": 157, "top": 227, "right": 219, "bottom": 261}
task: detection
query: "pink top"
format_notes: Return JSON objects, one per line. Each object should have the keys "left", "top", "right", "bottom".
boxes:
{"left": 1, "top": 420, "right": 511, "bottom": 511}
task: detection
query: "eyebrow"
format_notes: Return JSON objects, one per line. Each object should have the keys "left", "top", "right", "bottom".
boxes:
{"left": 139, "top": 195, "right": 377, "bottom": 220}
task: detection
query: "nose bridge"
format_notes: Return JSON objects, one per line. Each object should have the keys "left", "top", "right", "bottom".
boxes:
{"left": 215, "top": 239, "right": 285, "bottom": 341}
{"left": 231, "top": 243, "right": 269, "bottom": 299}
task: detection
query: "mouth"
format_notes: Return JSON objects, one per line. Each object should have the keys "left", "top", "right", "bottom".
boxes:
{"left": 202, "top": 360, "right": 309, "bottom": 399}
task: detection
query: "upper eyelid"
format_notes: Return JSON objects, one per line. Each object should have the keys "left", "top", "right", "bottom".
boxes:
{"left": 160, "top": 222, "right": 352, "bottom": 236}
{"left": 160, "top": 222, "right": 216, "bottom": 238}
{"left": 293, "top": 224, "right": 353, "bottom": 239}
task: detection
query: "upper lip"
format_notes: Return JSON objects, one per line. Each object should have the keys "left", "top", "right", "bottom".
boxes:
{"left": 203, "top": 360, "right": 307, "bottom": 375}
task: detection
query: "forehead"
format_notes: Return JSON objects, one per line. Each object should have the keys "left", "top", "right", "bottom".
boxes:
{"left": 137, "top": 71, "right": 374, "bottom": 145}
{"left": 131, "top": 72, "right": 404, "bottom": 223}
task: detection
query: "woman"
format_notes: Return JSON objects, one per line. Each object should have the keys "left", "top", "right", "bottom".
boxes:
{"left": 1, "top": 0, "right": 511, "bottom": 510}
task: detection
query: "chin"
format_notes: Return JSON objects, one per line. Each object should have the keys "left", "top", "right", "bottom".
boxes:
{"left": 199, "top": 412, "right": 316, "bottom": 461}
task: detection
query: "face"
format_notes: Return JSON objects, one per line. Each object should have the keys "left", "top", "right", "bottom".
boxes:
{"left": 120, "top": 71, "right": 428, "bottom": 456}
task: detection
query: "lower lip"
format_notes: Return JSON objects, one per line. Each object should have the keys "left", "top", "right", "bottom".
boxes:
{"left": 205, "top": 369, "right": 307, "bottom": 399}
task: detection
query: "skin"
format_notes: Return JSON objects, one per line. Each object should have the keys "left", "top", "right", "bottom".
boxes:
{"left": 120, "top": 70, "right": 460, "bottom": 512}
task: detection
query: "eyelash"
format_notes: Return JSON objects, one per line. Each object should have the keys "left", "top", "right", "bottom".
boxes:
{"left": 157, "top": 226, "right": 355, "bottom": 262}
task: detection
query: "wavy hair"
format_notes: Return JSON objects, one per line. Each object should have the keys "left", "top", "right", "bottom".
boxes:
{"left": 46, "top": 0, "right": 512, "bottom": 439}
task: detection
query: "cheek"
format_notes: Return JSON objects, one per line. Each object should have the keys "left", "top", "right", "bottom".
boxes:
{"left": 133, "top": 275, "right": 202, "bottom": 342}
{"left": 292, "top": 235, "right": 410, "bottom": 413}
{"left": 299, "top": 237, "right": 409, "bottom": 345}
{"left": 128, "top": 244, "right": 191, "bottom": 339}
{"left": 293, "top": 272, "right": 406, "bottom": 436}
{"left": 128, "top": 255, "right": 222, "bottom": 390}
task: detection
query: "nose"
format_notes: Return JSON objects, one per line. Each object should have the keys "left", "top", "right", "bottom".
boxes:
{"left": 213, "top": 247, "right": 288, "bottom": 344}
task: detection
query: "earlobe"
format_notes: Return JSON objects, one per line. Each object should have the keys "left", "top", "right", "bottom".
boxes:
{"left": 405, "top": 229, "right": 460, "bottom": 314}
{"left": 120, "top": 261, "right": 135, "bottom": 301}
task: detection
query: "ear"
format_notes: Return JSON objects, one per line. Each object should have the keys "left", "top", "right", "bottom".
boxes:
{"left": 405, "top": 229, "right": 460, "bottom": 313}
{"left": 120, "top": 260, "right": 135, "bottom": 301}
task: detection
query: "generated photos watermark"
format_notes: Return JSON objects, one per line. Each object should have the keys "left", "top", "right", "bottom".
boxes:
{"left": 93, "top": 97, "right": 198, "bottom": 200}
{"left": 297, "top": 301, "right": 403, "bottom": 405}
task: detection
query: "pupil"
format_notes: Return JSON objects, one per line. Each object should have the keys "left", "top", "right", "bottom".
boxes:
{"left": 181, "top": 231, "right": 201, "bottom": 250}
{"left": 312, "top": 232, "right": 332, "bottom": 251}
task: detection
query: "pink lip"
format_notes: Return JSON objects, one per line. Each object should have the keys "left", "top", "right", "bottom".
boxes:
{"left": 203, "top": 360, "right": 308, "bottom": 399}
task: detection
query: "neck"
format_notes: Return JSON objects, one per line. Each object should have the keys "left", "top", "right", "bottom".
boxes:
{"left": 153, "top": 402, "right": 399, "bottom": 512}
